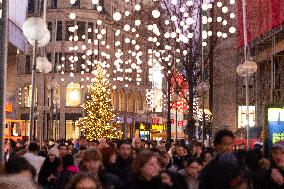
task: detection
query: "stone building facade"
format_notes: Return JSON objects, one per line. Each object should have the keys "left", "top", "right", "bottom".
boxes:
{"left": 12, "top": 0, "right": 155, "bottom": 140}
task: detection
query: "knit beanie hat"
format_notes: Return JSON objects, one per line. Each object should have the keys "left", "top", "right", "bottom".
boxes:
{"left": 48, "top": 147, "right": 60, "bottom": 158}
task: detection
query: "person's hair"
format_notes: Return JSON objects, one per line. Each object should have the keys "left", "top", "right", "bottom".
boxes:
{"left": 200, "top": 150, "right": 214, "bottom": 162}
{"left": 58, "top": 144, "right": 68, "bottom": 150}
{"left": 5, "top": 157, "right": 36, "bottom": 179}
{"left": 101, "top": 146, "right": 116, "bottom": 167}
{"left": 0, "top": 175, "right": 37, "bottom": 189}
{"left": 132, "top": 150, "right": 160, "bottom": 176}
{"left": 62, "top": 154, "right": 74, "bottom": 169}
{"left": 79, "top": 145, "right": 87, "bottom": 151}
{"left": 193, "top": 141, "right": 203, "bottom": 148}
{"left": 213, "top": 129, "right": 235, "bottom": 146}
{"left": 28, "top": 142, "right": 39, "bottom": 152}
{"left": 117, "top": 140, "right": 131, "bottom": 149}
{"left": 183, "top": 158, "right": 199, "bottom": 168}
{"left": 67, "top": 173, "right": 102, "bottom": 189}
{"left": 82, "top": 149, "right": 102, "bottom": 162}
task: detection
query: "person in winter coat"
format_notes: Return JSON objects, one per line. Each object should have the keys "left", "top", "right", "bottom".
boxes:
{"left": 264, "top": 141, "right": 284, "bottom": 189}
{"left": 172, "top": 145, "right": 190, "bottom": 171}
{"left": 55, "top": 154, "right": 79, "bottom": 189}
{"left": 113, "top": 140, "right": 133, "bottom": 185}
{"left": 127, "top": 149, "right": 167, "bottom": 189}
{"left": 80, "top": 149, "right": 122, "bottom": 189}
{"left": 177, "top": 158, "right": 200, "bottom": 189}
{"left": 38, "top": 148, "right": 61, "bottom": 189}
{"left": 199, "top": 152, "right": 247, "bottom": 189}
{"left": 67, "top": 173, "right": 102, "bottom": 189}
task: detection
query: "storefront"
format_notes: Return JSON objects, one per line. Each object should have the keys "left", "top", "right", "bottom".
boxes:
{"left": 65, "top": 113, "right": 82, "bottom": 140}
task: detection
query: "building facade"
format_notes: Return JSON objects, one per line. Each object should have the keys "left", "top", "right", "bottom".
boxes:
{"left": 13, "top": 0, "right": 158, "bottom": 140}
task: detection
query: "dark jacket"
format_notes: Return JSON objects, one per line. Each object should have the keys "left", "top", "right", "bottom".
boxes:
{"left": 38, "top": 157, "right": 61, "bottom": 189}
{"left": 100, "top": 169, "right": 123, "bottom": 189}
{"left": 126, "top": 176, "right": 170, "bottom": 189}
{"left": 263, "top": 165, "right": 284, "bottom": 189}
{"left": 172, "top": 155, "right": 190, "bottom": 171}
{"left": 113, "top": 156, "right": 133, "bottom": 185}
{"left": 55, "top": 165, "right": 79, "bottom": 189}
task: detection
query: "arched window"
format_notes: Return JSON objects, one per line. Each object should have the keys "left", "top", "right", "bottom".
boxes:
{"left": 66, "top": 82, "right": 81, "bottom": 107}
{"left": 135, "top": 93, "right": 143, "bottom": 113}
{"left": 19, "top": 85, "right": 37, "bottom": 107}
{"left": 111, "top": 90, "right": 117, "bottom": 110}
{"left": 119, "top": 89, "right": 126, "bottom": 111}
{"left": 127, "top": 93, "right": 135, "bottom": 112}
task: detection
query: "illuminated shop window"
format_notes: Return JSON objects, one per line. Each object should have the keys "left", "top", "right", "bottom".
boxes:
{"left": 66, "top": 82, "right": 81, "bottom": 107}
{"left": 238, "top": 106, "right": 256, "bottom": 128}
{"left": 19, "top": 85, "right": 37, "bottom": 107}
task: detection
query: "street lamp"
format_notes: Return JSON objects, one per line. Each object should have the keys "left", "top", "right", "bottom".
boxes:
{"left": 22, "top": 17, "right": 50, "bottom": 142}
{"left": 236, "top": 0, "right": 258, "bottom": 149}
{"left": 237, "top": 61, "right": 257, "bottom": 149}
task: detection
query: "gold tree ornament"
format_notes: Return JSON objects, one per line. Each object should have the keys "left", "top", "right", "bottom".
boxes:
{"left": 77, "top": 66, "right": 120, "bottom": 140}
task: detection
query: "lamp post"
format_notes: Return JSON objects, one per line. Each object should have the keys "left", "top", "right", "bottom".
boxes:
{"left": 172, "top": 91, "right": 179, "bottom": 140}
{"left": 22, "top": 17, "right": 50, "bottom": 142}
{"left": 236, "top": 0, "right": 257, "bottom": 149}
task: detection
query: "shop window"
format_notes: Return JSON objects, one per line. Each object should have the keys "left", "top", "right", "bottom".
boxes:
{"left": 47, "top": 22, "right": 52, "bottom": 41}
{"left": 72, "top": 0, "right": 80, "bottom": 8}
{"left": 51, "top": 0, "right": 57, "bottom": 8}
{"left": 66, "top": 82, "right": 81, "bottom": 107}
{"left": 25, "top": 55, "right": 31, "bottom": 74}
{"left": 56, "top": 21, "right": 62, "bottom": 41}
{"left": 77, "top": 22, "right": 85, "bottom": 41}
{"left": 66, "top": 120, "right": 80, "bottom": 139}
{"left": 20, "top": 85, "right": 37, "bottom": 107}
{"left": 65, "top": 21, "right": 74, "bottom": 41}
{"left": 28, "top": 0, "right": 35, "bottom": 14}
{"left": 238, "top": 106, "right": 256, "bottom": 128}
{"left": 88, "top": 22, "right": 94, "bottom": 40}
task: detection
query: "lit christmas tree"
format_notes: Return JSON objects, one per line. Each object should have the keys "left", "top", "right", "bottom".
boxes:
{"left": 78, "top": 66, "right": 119, "bottom": 140}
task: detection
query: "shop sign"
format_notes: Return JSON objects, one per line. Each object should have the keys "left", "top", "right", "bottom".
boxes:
{"left": 267, "top": 108, "right": 284, "bottom": 152}
{"left": 178, "top": 121, "right": 184, "bottom": 126}
{"left": 152, "top": 117, "right": 160, "bottom": 124}
{"left": 140, "top": 123, "right": 146, "bottom": 130}
{"left": 151, "top": 124, "right": 165, "bottom": 131}
{"left": 5, "top": 102, "right": 12, "bottom": 112}
{"left": 171, "top": 118, "right": 174, "bottom": 124}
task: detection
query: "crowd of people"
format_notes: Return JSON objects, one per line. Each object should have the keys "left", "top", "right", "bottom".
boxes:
{"left": 1, "top": 129, "right": 284, "bottom": 189}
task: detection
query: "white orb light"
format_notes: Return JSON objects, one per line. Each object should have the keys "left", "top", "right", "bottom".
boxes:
{"left": 113, "top": 12, "right": 122, "bottom": 21}
{"left": 28, "top": 29, "right": 50, "bottom": 47}
{"left": 152, "top": 10, "right": 160, "bottom": 18}
{"left": 92, "top": 0, "right": 99, "bottom": 4}
{"left": 135, "top": 4, "right": 141, "bottom": 11}
{"left": 135, "top": 20, "right": 141, "bottom": 26}
{"left": 124, "top": 24, "right": 131, "bottom": 31}
{"left": 237, "top": 61, "right": 257, "bottom": 77}
{"left": 229, "top": 27, "right": 236, "bottom": 33}
{"left": 22, "top": 17, "right": 47, "bottom": 41}
{"left": 36, "top": 57, "right": 52, "bottom": 73}
{"left": 69, "top": 13, "right": 76, "bottom": 20}
{"left": 171, "top": 0, "right": 177, "bottom": 5}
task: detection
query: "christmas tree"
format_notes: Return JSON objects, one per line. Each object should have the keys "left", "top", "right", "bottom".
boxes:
{"left": 78, "top": 66, "right": 119, "bottom": 140}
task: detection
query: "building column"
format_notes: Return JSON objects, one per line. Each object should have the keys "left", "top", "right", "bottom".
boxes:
{"left": 59, "top": 83, "right": 66, "bottom": 139}
{"left": 0, "top": 0, "right": 8, "bottom": 162}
